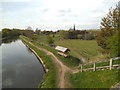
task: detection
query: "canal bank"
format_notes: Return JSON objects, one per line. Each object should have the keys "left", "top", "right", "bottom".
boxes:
{"left": 22, "top": 41, "right": 48, "bottom": 73}
{"left": 20, "top": 36, "right": 57, "bottom": 88}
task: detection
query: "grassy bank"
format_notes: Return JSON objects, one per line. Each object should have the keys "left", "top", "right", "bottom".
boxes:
{"left": 20, "top": 36, "right": 57, "bottom": 88}
{"left": 55, "top": 40, "right": 102, "bottom": 62}
{"left": 21, "top": 36, "right": 81, "bottom": 68}
{"left": 67, "top": 69, "right": 120, "bottom": 88}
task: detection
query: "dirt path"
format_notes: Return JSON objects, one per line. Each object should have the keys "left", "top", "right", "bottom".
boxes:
{"left": 110, "top": 82, "right": 120, "bottom": 89}
{"left": 22, "top": 38, "right": 77, "bottom": 88}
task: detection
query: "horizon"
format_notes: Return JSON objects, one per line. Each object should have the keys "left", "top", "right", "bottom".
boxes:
{"left": 0, "top": 0, "right": 119, "bottom": 31}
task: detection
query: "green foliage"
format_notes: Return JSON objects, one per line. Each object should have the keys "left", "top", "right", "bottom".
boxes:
{"left": 67, "top": 69, "right": 119, "bottom": 88}
{"left": 46, "top": 35, "right": 54, "bottom": 46}
{"left": 112, "top": 59, "right": 120, "bottom": 64}
{"left": 35, "top": 28, "right": 41, "bottom": 35}
{"left": 96, "top": 6, "right": 119, "bottom": 49}
{"left": 96, "top": 5, "right": 119, "bottom": 57}
{"left": 31, "top": 34, "right": 38, "bottom": 40}
{"left": 84, "top": 33, "right": 96, "bottom": 40}
{"left": 58, "top": 30, "right": 69, "bottom": 39}
{"left": 106, "top": 31, "right": 120, "bottom": 57}
{"left": 56, "top": 54, "right": 81, "bottom": 68}
{"left": 20, "top": 30, "right": 34, "bottom": 38}
{"left": 77, "top": 34, "right": 84, "bottom": 39}
{"left": 2, "top": 28, "right": 35, "bottom": 39}
{"left": 68, "top": 31, "right": 77, "bottom": 39}
{"left": 58, "top": 30, "right": 96, "bottom": 40}
{"left": 2, "top": 28, "right": 20, "bottom": 38}
{"left": 41, "top": 30, "right": 56, "bottom": 35}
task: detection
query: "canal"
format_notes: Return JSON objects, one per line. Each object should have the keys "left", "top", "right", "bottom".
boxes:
{"left": 1, "top": 38, "right": 45, "bottom": 88}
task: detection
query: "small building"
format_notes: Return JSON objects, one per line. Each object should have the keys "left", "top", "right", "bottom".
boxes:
{"left": 55, "top": 46, "right": 70, "bottom": 57}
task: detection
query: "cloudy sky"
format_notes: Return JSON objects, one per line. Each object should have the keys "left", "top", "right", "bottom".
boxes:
{"left": 0, "top": 0, "right": 119, "bottom": 31}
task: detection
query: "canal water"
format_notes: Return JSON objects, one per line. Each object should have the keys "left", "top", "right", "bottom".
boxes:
{"left": 1, "top": 38, "right": 45, "bottom": 88}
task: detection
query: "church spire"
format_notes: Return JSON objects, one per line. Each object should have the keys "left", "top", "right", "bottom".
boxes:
{"left": 73, "top": 24, "right": 76, "bottom": 31}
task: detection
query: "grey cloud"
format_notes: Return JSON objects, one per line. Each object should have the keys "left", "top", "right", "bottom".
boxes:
{"left": 58, "top": 9, "right": 72, "bottom": 17}
{"left": 59, "top": 13, "right": 66, "bottom": 17}
{"left": 103, "top": 0, "right": 119, "bottom": 4}
{"left": 42, "top": 8, "right": 49, "bottom": 12}
{"left": 59, "top": 9, "right": 72, "bottom": 13}
{"left": 92, "top": 9, "right": 105, "bottom": 13}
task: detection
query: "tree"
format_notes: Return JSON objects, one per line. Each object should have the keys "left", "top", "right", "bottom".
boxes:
{"left": 59, "top": 30, "right": 69, "bottom": 39}
{"left": 106, "top": 31, "right": 120, "bottom": 57}
{"left": 31, "top": 34, "right": 37, "bottom": 40}
{"left": 77, "top": 34, "right": 84, "bottom": 39}
{"left": 84, "top": 33, "right": 95, "bottom": 40}
{"left": 2, "top": 28, "right": 20, "bottom": 37}
{"left": 35, "top": 28, "right": 41, "bottom": 35}
{"left": 46, "top": 35, "right": 55, "bottom": 47}
{"left": 96, "top": 5, "right": 119, "bottom": 49}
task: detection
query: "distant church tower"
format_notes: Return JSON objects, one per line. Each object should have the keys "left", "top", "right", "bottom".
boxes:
{"left": 73, "top": 24, "right": 76, "bottom": 31}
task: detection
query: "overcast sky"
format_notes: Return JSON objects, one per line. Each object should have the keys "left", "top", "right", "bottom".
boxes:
{"left": 0, "top": 0, "right": 119, "bottom": 31}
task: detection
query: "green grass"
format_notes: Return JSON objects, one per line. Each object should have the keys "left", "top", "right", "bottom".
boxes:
{"left": 113, "top": 59, "right": 120, "bottom": 65}
{"left": 36, "top": 43, "right": 81, "bottom": 68}
{"left": 82, "top": 59, "right": 120, "bottom": 69}
{"left": 35, "top": 42, "right": 81, "bottom": 68}
{"left": 55, "top": 40, "right": 102, "bottom": 61}
{"left": 82, "top": 64, "right": 93, "bottom": 69}
{"left": 67, "top": 69, "right": 120, "bottom": 88}
{"left": 20, "top": 36, "right": 57, "bottom": 88}
{"left": 20, "top": 36, "right": 120, "bottom": 88}
{"left": 22, "top": 36, "right": 81, "bottom": 68}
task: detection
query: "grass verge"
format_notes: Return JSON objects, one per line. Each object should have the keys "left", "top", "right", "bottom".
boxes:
{"left": 67, "top": 69, "right": 119, "bottom": 88}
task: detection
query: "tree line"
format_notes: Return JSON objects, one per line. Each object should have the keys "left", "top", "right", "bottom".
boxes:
{"left": 2, "top": 28, "right": 34, "bottom": 38}
{"left": 57, "top": 30, "right": 97, "bottom": 40}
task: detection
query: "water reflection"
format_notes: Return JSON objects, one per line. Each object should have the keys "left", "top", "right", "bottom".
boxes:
{"left": 2, "top": 36, "right": 19, "bottom": 44}
{"left": 2, "top": 39, "right": 45, "bottom": 88}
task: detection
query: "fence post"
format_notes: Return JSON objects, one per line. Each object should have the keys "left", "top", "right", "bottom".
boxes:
{"left": 93, "top": 63, "right": 96, "bottom": 71}
{"left": 109, "top": 59, "right": 113, "bottom": 70}
{"left": 81, "top": 65, "right": 83, "bottom": 72}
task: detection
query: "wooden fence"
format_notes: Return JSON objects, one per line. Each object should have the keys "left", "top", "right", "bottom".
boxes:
{"left": 80, "top": 57, "right": 120, "bottom": 72}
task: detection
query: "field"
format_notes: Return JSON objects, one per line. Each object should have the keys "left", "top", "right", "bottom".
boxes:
{"left": 66, "top": 69, "right": 120, "bottom": 88}
{"left": 33, "top": 35, "right": 105, "bottom": 63}
{"left": 21, "top": 36, "right": 120, "bottom": 88}
{"left": 55, "top": 40, "right": 102, "bottom": 62}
